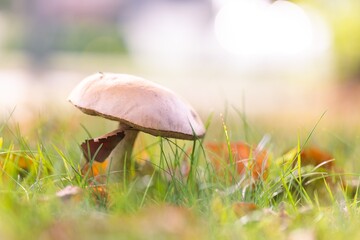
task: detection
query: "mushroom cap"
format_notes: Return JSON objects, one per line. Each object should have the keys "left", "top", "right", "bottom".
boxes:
{"left": 68, "top": 72, "right": 206, "bottom": 140}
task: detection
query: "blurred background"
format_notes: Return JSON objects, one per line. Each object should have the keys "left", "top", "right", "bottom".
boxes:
{"left": 0, "top": 0, "right": 360, "bottom": 128}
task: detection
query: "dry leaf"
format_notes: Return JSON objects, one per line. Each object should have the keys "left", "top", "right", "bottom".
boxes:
{"left": 278, "top": 146, "right": 334, "bottom": 170}
{"left": 89, "top": 185, "right": 108, "bottom": 205}
{"left": 300, "top": 147, "right": 334, "bottom": 170}
{"left": 82, "top": 161, "right": 108, "bottom": 179}
{"left": 232, "top": 202, "right": 258, "bottom": 217}
{"left": 207, "top": 142, "right": 270, "bottom": 180}
{"left": 81, "top": 129, "right": 125, "bottom": 163}
{"left": 278, "top": 146, "right": 344, "bottom": 203}
{"left": 0, "top": 152, "right": 37, "bottom": 180}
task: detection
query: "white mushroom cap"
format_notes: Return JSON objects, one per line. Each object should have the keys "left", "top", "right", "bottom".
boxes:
{"left": 68, "top": 72, "right": 206, "bottom": 140}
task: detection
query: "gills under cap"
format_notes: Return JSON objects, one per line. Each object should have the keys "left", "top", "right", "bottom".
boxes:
{"left": 68, "top": 72, "right": 205, "bottom": 140}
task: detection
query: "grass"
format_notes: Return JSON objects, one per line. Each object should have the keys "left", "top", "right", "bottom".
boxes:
{"left": 0, "top": 110, "right": 360, "bottom": 240}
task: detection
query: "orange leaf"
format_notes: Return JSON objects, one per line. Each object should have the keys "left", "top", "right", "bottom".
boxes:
{"left": 206, "top": 142, "right": 270, "bottom": 180}
{"left": 89, "top": 185, "right": 108, "bottom": 205}
{"left": 300, "top": 147, "right": 334, "bottom": 170}
{"left": 0, "top": 153, "right": 35, "bottom": 180}
{"left": 232, "top": 202, "right": 258, "bottom": 217}
{"left": 81, "top": 160, "right": 108, "bottom": 183}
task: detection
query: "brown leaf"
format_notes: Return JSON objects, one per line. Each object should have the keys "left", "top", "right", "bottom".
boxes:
{"left": 206, "top": 142, "right": 270, "bottom": 180}
{"left": 81, "top": 161, "right": 108, "bottom": 184}
{"left": 81, "top": 129, "right": 125, "bottom": 163}
{"left": 232, "top": 202, "right": 258, "bottom": 217}
{"left": 0, "top": 153, "right": 39, "bottom": 180}
{"left": 82, "top": 161, "right": 108, "bottom": 177}
{"left": 89, "top": 185, "right": 108, "bottom": 205}
{"left": 300, "top": 147, "right": 334, "bottom": 170}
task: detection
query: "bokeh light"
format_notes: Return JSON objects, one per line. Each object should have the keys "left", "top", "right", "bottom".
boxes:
{"left": 214, "top": 0, "right": 331, "bottom": 60}
{"left": 0, "top": 0, "right": 359, "bottom": 124}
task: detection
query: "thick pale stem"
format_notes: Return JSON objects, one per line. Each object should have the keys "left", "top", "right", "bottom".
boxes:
{"left": 107, "top": 128, "right": 139, "bottom": 180}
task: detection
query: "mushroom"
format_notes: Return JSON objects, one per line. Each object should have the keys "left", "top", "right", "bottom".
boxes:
{"left": 68, "top": 72, "right": 206, "bottom": 180}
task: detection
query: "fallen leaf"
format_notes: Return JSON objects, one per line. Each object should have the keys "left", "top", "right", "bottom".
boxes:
{"left": 206, "top": 142, "right": 270, "bottom": 180}
{"left": 89, "top": 185, "right": 108, "bottom": 205}
{"left": 80, "top": 163, "right": 109, "bottom": 205}
{"left": 300, "top": 147, "right": 334, "bottom": 170}
{"left": 232, "top": 202, "right": 258, "bottom": 217}
{"left": 82, "top": 161, "right": 108, "bottom": 180}
{"left": 81, "top": 129, "right": 125, "bottom": 163}
{"left": 277, "top": 146, "right": 334, "bottom": 170}
{"left": 276, "top": 146, "right": 344, "bottom": 203}
{"left": 15, "top": 155, "right": 34, "bottom": 171}
{"left": 0, "top": 152, "right": 37, "bottom": 179}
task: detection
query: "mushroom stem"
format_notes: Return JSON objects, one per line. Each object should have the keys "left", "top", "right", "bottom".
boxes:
{"left": 108, "top": 127, "right": 139, "bottom": 180}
